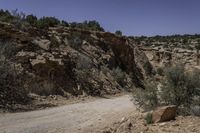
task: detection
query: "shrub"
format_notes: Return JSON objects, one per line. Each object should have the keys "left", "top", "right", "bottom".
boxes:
{"left": 115, "top": 30, "right": 122, "bottom": 36}
{"left": 70, "top": 20, "right": 105, "bottom": 32}
{"left": 26, "top": 14, "right": 37, "bottom": 26}
{"left": 145, "top": 112, "right": 153, "bottom": 124}
{"left": 112, "top": 67, "right": 126, "bottom": 87}
{"left": 0, "top": 41, "right": 29, "bottom": 109}
{"left": 133, "top": 80, "right": 159, "bottom": 111}
{"left": 0, "top": 63, "right": 29, "bottom": 108}
{"left": 11, "top": 9, "right": 26, "bottom": 20}
{"left": 0, "top": 9, "right": 14, "bottom": 22}
{"left": 161, "top": 65, "right": 200, "bottom": 107}
{"left": 37, "top": 17, "right": 60, "bottom": 29}
{"left": 74, "top": 54, "right": 97, "bottom": 95}
{"left": 0, "top": 41, "right": 18, "bottom": 60}
{"left": 0, "top": 9, "right": 105, "bottom": 32}
{"left": 143, "top": 62, "right": 154, "bottom": 75}
{"left": 29, "top": 80, "right": 63, "bottom": 96}
{"left": 9, "top": 9, "right": 31, "bottom": 31}
{"left": 133, "top": 65, "right": 200, "bottom": 115}
{"left": 85, "top": 20, "right": 104, "bottom": 32}
{"left": 61, "top": 20, "right": 69, "bottom": 27}
{"left": 68, "top": 33, "right": 83, "bottom": 50}
{"left": 190, "top": 105, "right": 200, "bottom": 116}
{"left": 157, "top": 67, "right": 164, "bottom": 76}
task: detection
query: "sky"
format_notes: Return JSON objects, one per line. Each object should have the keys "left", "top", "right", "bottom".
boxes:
{"left": 0, "top": 0, "right": 199, "bottom": 36}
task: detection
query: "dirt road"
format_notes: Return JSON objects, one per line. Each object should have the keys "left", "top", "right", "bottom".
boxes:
{"left": 0, "top": 95, "right": 136, "bottom": 133}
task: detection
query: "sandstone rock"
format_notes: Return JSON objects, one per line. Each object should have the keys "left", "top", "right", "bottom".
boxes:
{"left": 33, "top": 39, "right": 51, "bottom": 51}
{"left": 0, "top": 22, "right": 152, "bottom": 97}
{"left": 120, "top": 117, "right": 126, "bottom": 123}
{"left": 30, "top": 55, "right": 46, "bottom": 66}
{"left": 55, "top": 36, "right": 62, "bottom": 44}
{"left": 152, "top": 105, "right": 177, "bottom": 123}
{"left": 64, "top": 38, "right": 69, "bottom": 45}
{"left": 16, "top": 51, "right": 36, "bottom": 57}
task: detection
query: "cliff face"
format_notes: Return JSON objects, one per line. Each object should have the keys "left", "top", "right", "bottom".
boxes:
{"left": 132, "top": 35, "right": 200, "bottom": 71}
{"left": 0, "top": 22, "right": 152, "bottom": 96}
{"left": 139, "top": 45, "right": 198, "bottom": 71}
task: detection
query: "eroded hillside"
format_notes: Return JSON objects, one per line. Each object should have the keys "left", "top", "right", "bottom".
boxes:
{"left": 0, "top": 21, "right": 153, "bottom": 110}
{"left": 131, "top": 35, "right": 200, "bottom": 70}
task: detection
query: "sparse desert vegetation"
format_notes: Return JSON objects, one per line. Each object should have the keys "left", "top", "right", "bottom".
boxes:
{"left": 0, "top": 9, "right": 149, "bottom": 111}
{"left": 0, "top": 6, "right": 200, "bottom": 133}
{"left": 134, "top": 64, "right": 200, "bottom": 116}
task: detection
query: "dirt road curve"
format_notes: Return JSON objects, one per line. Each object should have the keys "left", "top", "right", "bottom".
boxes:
{"left": 0, "top": 95, "right": 136, "bottom": 133}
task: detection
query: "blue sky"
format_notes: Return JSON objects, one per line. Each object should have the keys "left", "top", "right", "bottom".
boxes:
{"left": 0, "top": 0, "right": 199, "bottom": 36}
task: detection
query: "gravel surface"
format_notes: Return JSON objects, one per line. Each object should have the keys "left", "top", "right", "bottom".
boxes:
{"left": 0, "top": 95, "right": 135, "bottom": 133}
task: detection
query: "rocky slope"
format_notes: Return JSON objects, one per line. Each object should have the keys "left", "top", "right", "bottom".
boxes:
{"left": 130, "top": 35, "right": 200, "bottom": 70}
{"left": 101, "top": 112, "right": 200, "bottom": 133}
{"left": 0, "top": 21, "right": 152, "bottom": 108}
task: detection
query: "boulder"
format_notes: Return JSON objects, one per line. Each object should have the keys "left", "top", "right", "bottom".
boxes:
{"left": 152, "top": 105, "right": 177, "bottom": 123}
{"left": 33, "top": 39, "right": 51, "bottom": 50}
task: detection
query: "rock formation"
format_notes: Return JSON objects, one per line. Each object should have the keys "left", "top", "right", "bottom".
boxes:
{"left": 0, "top": 21, "right": 152, "bottom": 97}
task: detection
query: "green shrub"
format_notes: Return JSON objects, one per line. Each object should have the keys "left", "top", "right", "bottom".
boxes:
{"left": 115, "top": 30, "right": 122, "bottom": 36}
{"left": 37, "top": 17, "right": 60, "bottom": 29}
{"left": 84, "top": 20, "right": 104, "bottom": 31}
{"left": 0, "top": 9, "right": 14, "bottom": 22}
{"left": 0, "top": 41, "right": 18, "bottom": 60}
{"left": 143, "top": 62, "right": 154, "bottom": 75}
{"left": 0, "top": 41, "right": 29, "bottom": 109}
{"left": 74, "top": 54, "right": 100, "bottom": 95}
{"left": 112, "top": 67, "right": 126, "bottom": 87}
{"left": 133, "top": 80, "right": 159, "bottom": 110}
{"left": 61, "top": 20, "right": 69, "bottom": 27}
{"left": 68, "top": 33, "right": 83, "bottom": 50}
{"left": 26, "top": 14, "right": 37, "bottom": 26}
{"left": 145, "top": 112, "right": 153, "bottom": 124}
{"left": 157, "top": 67, "right": 164, "bottom": 76}
{"left": 0, "top": 63, "right": 29, "bottom": 108}
{"left": 133, "top": 65, "right": 200, "bottom": 115}
{"left": 0, "top": 9, "right": 105, "bottom": 32}
{"left": 70, "top": 20, "right": 104, "bottom": 31}
{"left": 161, "top": 65, "right": 200, "bottom": 107}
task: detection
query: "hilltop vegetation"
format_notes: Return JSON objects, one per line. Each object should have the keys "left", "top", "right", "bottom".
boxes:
{"left": 0, "top": 9, "right": 104, "bottom": 32}
{"left": 132, "top": 34, "right": 200, "bottom": 50}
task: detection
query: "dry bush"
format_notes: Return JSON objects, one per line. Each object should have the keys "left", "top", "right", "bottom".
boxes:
{"left": 161, "top": 66, "right": 200, "bottom": 107}
{"left": 111, "top": 67, "right": 126, "bottom": 87}
{"left": 157, "top": 67, "right": 164, "bottom": 76}
{"left": 0, "top": 41, "right": 29, "bottom": 109}
{"left": 133, "top": 65, "right": 200, "bottom": 115}
{"left": 68, "top": 33, "right": 83, "bottom": 50}
{"left": 74, "top": 54, "right": 102, "bottom": 96}
{"left": 133, "top": 79, "right": 159, "bottom": 111}
{"left": 0, "top": 63, "right": 29, "bottom": 109}
{"left": 28, "top": 80, "right": 64, "bottom": 96}
{"left": 190, "top": 105, "right": 200, "bottom": 116}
